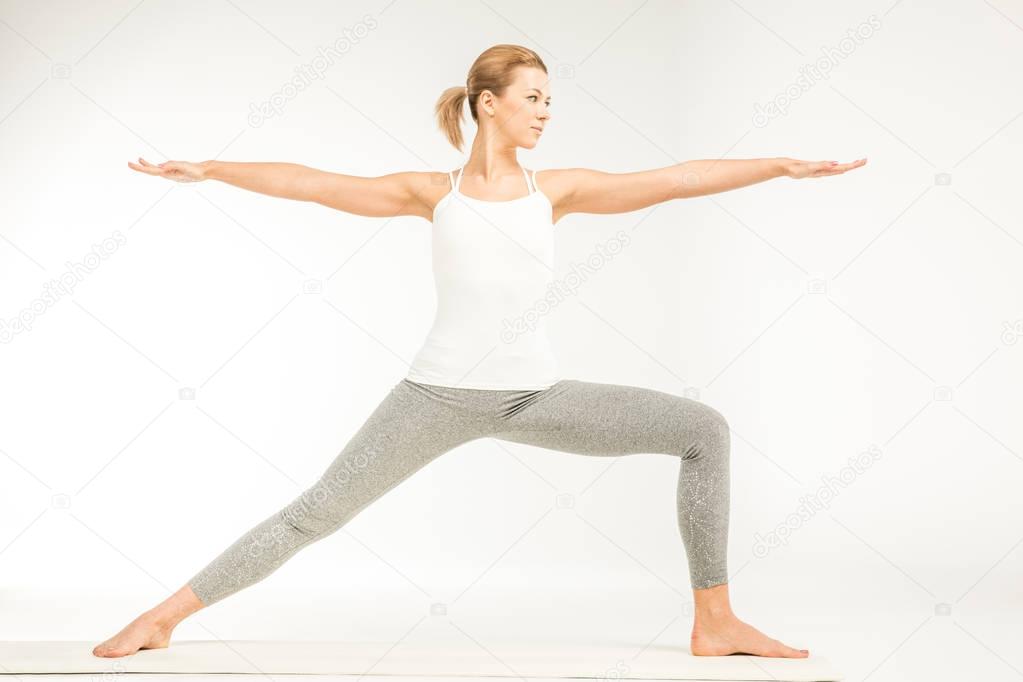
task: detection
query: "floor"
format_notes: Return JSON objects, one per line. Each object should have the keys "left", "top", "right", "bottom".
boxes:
{"left": 3, "top": 574, "right": 1019, "bottom": 681}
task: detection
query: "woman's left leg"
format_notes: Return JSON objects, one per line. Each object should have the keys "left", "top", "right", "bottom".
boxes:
{"left": 487, "top": 378, "right": 730, "bottom": 591}
{"left": 488, "top": 378, "right": 809, "bottom": 658}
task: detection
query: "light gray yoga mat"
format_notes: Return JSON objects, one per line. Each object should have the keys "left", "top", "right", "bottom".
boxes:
{"left": 0, "top": 640, "right": 842, "bottom": 680}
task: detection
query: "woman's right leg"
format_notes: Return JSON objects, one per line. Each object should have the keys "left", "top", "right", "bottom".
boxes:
{"left": 93, "top": 378, "right": 481, "bottom": 657}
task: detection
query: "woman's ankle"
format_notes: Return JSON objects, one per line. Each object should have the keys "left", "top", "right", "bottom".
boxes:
{"left": 146, "top": 585, "right": 205, "bottom": 628}
{"left": 692, "top": 581, "right": 734, "bottom": 622}
{"left": 142, "top": 606, "right": 182, "bottom": 630}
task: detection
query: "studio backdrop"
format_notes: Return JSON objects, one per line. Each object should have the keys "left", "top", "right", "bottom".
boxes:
{"left": 1, "top": 1, "right": 1019, "bottom": 679}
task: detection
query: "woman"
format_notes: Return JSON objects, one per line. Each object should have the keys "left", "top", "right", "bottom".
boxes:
{"left": 95, "top": 44, "right": 865, "bottom": 660}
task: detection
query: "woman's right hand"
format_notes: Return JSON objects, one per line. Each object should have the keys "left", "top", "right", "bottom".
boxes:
{"left": 128, "top": 157, "right": 207, "bottom": 183}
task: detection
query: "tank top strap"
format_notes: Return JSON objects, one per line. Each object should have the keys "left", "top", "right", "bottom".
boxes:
{"left": 521, "top": 165, "right": 535, "bottom": 194}
{"left": 452, "top": 165, "right": 535, "bottom": 195}
{"left": 530, "top": 168, "right": 539, "bottom": 193}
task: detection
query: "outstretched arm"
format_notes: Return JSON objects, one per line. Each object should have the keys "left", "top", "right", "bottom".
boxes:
{"left": 544, "top": 157, "right": 866, "bottom": 218}
{"left": 127, "top": 157, "right": 436, "bottom": 219}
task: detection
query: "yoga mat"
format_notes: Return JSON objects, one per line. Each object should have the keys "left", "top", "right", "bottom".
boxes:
{"left": 0, "top": 640, "right": 842, "bottom": 680}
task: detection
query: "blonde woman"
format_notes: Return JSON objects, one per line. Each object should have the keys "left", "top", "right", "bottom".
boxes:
{"left": 95, "top": 43, "right": 865, "bottom": 660}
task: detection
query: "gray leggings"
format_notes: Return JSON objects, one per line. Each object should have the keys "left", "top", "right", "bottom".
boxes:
{"left": 187, "top": 377, "right": 731, "bottom": 606}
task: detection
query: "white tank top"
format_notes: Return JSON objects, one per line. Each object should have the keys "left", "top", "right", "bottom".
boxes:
{"left": 406, "top": 164, "right": 560, "bottom": 390}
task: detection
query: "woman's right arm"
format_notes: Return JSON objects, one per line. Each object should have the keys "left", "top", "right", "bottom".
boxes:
{"left": 129, "top": 157, "right": 435, "bottom": 220}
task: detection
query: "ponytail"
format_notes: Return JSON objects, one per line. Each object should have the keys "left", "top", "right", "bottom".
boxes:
{"left": 435, "top": 85, "right": 469, "bottom": 152}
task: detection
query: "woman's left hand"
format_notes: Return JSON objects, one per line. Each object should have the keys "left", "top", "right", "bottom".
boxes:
{"left": 785, "top": 157, "right": 867, "bottom": 179}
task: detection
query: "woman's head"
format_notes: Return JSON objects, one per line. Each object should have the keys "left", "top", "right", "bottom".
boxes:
{"left": 436, "top": 44, "right": 551, "bottom": 153}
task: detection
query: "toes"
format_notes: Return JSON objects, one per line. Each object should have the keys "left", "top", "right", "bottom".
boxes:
{"left": 93, "top": 642, "right": 126, "bottom": 658}
{"left": 765, "top": 639, "right": 801, "bottom": 658}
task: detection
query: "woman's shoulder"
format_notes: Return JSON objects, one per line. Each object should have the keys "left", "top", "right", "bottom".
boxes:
{"left": 526, "top": 167, "right": 580, "bottom": 206}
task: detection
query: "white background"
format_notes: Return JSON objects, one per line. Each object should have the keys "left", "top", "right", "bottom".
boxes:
{"left": 1, "top": 1, "right": 1021, "bottom": 680}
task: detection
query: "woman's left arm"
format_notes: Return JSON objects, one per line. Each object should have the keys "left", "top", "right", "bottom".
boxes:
{"left": 544, "top": 157, "right": 867, "bottom": 218}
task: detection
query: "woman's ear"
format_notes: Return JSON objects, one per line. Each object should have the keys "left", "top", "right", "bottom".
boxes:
{"left": 478, "top": 90, "right": 496, "bottom": 117}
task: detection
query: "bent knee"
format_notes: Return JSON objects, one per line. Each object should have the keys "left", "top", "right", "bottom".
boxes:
{"left": 705, "top": 405, "right": 730, "bottom": 444}
{"left": 679, "top": 402, "right": 730, "bottom": 461}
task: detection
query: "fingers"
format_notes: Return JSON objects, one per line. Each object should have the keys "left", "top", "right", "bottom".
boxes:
{"left": 128, "top": 157, "right": 176, "bottom": 178}
{"left": 831, "top": 158, "right": 867, "bottom": 172}
{"left": 128, "top": 158, "right": 164, "bottom": 175}
{"left": 810, "top": 158, "right": 867, "bottom": 177}
{"left": 828, "top": 159, "right": 863, "bottom": 172}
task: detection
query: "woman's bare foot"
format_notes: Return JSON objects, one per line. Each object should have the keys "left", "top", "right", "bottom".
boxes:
{"left": 93, "top": 584, "right": 205, "bottom": 658}
{"left": 690, "top": 611, "right": 809, "bottom": 657}
{"left": 92, "top": 611, "right": 175, "bottom": 658}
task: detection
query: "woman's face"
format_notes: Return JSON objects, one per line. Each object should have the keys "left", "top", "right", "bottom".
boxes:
{"left": 481, "top": 66, "right": 551, "bottom": 149}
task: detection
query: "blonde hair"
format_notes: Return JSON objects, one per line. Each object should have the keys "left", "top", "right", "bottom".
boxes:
{"left": 435, "top": 44, "right": 548, "bottom": 152}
